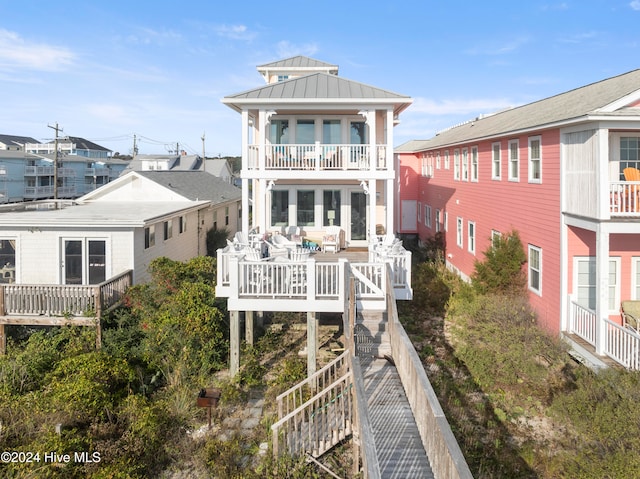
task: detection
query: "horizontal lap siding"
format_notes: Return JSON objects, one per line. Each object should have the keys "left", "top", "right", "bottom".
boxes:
{"left": 417, "top": 130, "right": 562, "bottom": 333}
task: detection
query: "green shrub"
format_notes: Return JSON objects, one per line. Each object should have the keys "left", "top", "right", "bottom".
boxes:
{"left": 472, "top": 229, "right": 527, "bottom": 296}
{"left": 206, "top": 227, "right": 230, "bottom": 256}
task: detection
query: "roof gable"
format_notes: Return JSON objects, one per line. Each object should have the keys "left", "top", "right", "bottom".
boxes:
{"left": 258, "top": 55, "right": 338, "bottom": 71}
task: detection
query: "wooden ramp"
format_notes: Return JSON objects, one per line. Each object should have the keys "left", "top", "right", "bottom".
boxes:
{"left": 357, "top": 311, "right": 434, "bottom": 478}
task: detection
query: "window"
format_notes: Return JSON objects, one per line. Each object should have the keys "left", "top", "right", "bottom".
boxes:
{"left": 456, "top": 217, "right": 463, "bottom": 247}
{"left": 454, "top": 149, "right": 460, "bottom": 180}
{"left": 297, "top": 190, "right": 315, "bottom": 226}
{"left": 444, "top": 212, "right": 448, "bottom": 232}
{"left": 425, "top": 205, "right": 432, "bottom": 228}
{"left": 528, "top": 136, "right": 542, "bottom": 182}
{"left": 462, "top": 148, "right": 469, "bottom": 181}
{"left": 164, "top": 220, "right": 172, "bottom": 240}
{"left": 508, "top": 139, "right": 519, "bottom": 181}
{"left": 145, "top": 225, "right": 155, "bottom": 249}
{"left": 417, "top": 202, "right": 422, "bottom": 223}
{"left": 296, "top": 119, "right": 315, "bottom": 144}
{"left": 0, "top": 239, "right": 15, "bottom": 284}
{"left": 323, "top": 120, "right": 341, "bottom": 144}
{"left": 436, "top": 151, "right": 441, "bottom": 170}
{"left": 63, "top": 239, "right": 106, "bottom": 285}
{"left": 435, "top": 209, "right": 441, "bottom": 233}
{"left": 575, "top": 257, "right": 619, "bottom": 311}
{"left": 619, "top": 136, "right": 640, "bottom": 178}
{"left": 271, "top": 190, "right": 289, "bottom": 226}
{"left": 213, "top": 210, "right": 218, "bottom": 230}
{"left": 323, "top": 190, "right": 341, "bottom": 226}
{"left": 529, "top": 245, "right": 542, "bottom": 295}
{"left": 277, "top": 75, "right": 289, "bottom": 82}
{"left": 471, "top": 146, "right": 479, "bottom": 182}
{"left": 179, "top": 215, "right": 187, "bottom": 234}
{"left": 491, "top": 229, "right": 501, "bottom": 247}
{"left": 444, "top": 150, "right": 450, "bottom": 170}
{"left": 225, "top": 206, "right": 229, "bottom": 226}
{"left": 468, "top": 221, "right": 476, "bottom": 254}
{"left": 270, "top": 119, "right": 289, "bottom": 144}
{"left": 492, "top": 142, "right": 501, "bottom": 180}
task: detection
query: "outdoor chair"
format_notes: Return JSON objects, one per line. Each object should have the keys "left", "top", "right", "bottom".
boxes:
{"left": 322, "top": 226, "right": 343, "bottom": 253}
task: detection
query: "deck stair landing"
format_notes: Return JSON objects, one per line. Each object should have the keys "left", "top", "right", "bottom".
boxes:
{"left": 357, "top": 311, "right": 434, "bottom": 478}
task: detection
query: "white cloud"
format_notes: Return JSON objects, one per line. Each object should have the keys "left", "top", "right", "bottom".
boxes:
{"left": 214, "top": 24, "right": 256, "bottom": 41}
{"left": 126, "top": 27, "right": 182, "bottom": 46}
{"left": 409, "top": 97, "right": 514, "bottom": 116}
{"left": 631, "top": 0, "right": 640, "bottom": 10}
{"left": 0, "top": 29, "right": 75, "bottom": 72}
{"left": 276, "top": 40, "right": 319, "bottom": 59}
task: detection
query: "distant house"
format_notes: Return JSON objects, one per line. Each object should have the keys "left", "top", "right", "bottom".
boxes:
{"left": 25, "top": 136, "right": 112, "bottom": 160}
{"left": 0, "top": 135, "right": 39, "bottom": 151}
{"left": 396, "top": 69, "right": 640, "bottom": 370}
{"left": 204, "top": 158, "right": 234, "bottom": 183}
{"left": 0, "top": 170, "right": 241, "bottom": 286}
{"left": 121, "top": 153, "right": 202, "bottom": 174}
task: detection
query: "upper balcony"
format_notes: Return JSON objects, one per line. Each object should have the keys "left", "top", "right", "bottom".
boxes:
{"left": 245, "top": 143, "right": 389, "bottom": 179}
{"left": 610, "top": 181, "right": 640, "bottom": 216}
{"left": 25, "top": 166, "right": 75, "bottom": 177}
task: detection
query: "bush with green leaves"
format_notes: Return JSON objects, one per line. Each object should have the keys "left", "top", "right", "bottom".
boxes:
{"left": 471, "top": 229, "right": 527, "bottom": 296}
{"left": 206, "top": 226, "right": 230, "bottom": 256}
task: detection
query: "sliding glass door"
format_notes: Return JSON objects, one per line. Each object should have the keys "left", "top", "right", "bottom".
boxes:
{"left": 62, "top": 239, "right": 107, "bottom": 285}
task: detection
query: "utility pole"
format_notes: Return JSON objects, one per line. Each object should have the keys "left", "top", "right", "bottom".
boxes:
{"left": 176, "top": 142, "right": 180, "bottom": 156}
{"left": 132, "top": 134, "right": 138, "bottom": 157}
{"left": 201, "top": 132, "right": 206, "bottom": 170}
{"left": 48, "top": 122, "right": 63, "bottom": 204}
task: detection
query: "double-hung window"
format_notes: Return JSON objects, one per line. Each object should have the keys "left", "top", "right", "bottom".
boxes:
{"left": 492, "top": 142, "right": 501, "bottom": 180}
{"left": 575, "top": 257, "right": 619, "bottom": 312}
{"left": 528, "top": 136, "right": 542, "bottom": 183}
{"left": 462, "top": 148, "right": 469, "bottom": 181}
{"left": 435, "top": 209, "right": 441, "bottom": 233}
{"left": 444, "top": 150, "right": 450, "bottom": 170}
{"left": 425, "top": 205, "right": 432, "bottom": 228}
{"left": 529, "top": 245, "right": 542, "bottom": 295}
{"left": 456, "top": 217, "right": 463, "bottom": 248}
{"left": 508, "top": 139, "right": 519, "bottom": 181}
{"left": 471, "top": 146, "right": 479, "bottom": 182}
{"left": 454, "top": 149, "right": 460, "bottom": 180}
{"left": 468, "top": 221, "right": 476, "bottom": 254}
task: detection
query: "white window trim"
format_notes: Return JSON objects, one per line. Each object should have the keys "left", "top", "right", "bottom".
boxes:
{"left": 436, "top": 151, "right": 441, "bottom": 170}
{"left": 417, "top": 202, "right": 422, "bottom": 223}
{"left": 456, "top": 217, "right": 463, "bottom": 248}
{"left": 492, "top": 142, "right": 501, "bottom": 180}
{"left": 468, "top": 221, "right": 476, "bottom": 254}
{"left": 529, "top": 245, "right": 542, "bottom": 296}
{"left": 633, "top": 257, "right": 640, "bottom": 300}
{"left": 444, "top": 150, "right": 450, "bottom": 170}
{"left": 462, "top": 147, "right": 469, "bottom": 181}
{"left": 528, "top": 135, "right": 542, "bottom": 184}
{"left": 573, "top": 256, "right": 620, "bottom": 313}
{"left": 471, "top": 146, "right": 479, "bottom": 182}
{"left": 453, "top": 150, "right": 459, "bottom": 179}
{"left": 508, "top": 139, "right": 519, "bottom": 181}
{"left": 425, "top": 205, "right": 432, "bottom": 228}
{"left": 435, "top": 209, "right": 441, "bottom": 233}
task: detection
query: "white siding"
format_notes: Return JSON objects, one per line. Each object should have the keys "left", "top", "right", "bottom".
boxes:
{"left": 563, "top": 129, "right": 598, "bottom": 218}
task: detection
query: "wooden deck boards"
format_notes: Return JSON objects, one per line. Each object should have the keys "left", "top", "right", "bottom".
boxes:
{"left": 357, "top": 311, "right": 434, "bottom": 478}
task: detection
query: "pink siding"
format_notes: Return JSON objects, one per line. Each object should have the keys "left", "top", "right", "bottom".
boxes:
{"left": 398, "top": 153, "right": 421, "bottom": 233}
{"left": 403, "top": 129, "right": 563, "bottom": 333}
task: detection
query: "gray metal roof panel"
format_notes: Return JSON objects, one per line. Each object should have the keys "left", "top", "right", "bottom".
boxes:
{"left": 257, "top": 56, "right": 337, "bottom": 70}
{"left": 136, "top": 171, "right": 241, "bottom": 203}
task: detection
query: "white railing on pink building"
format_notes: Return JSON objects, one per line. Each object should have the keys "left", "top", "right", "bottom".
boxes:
{"left": 609, "top": 181, "right": 640, "bottom": 216}
{"left": 246, "top": 144, "right": 388, "bottom": 171}
{"left": 604, "top": 318, "right": 640, "bottom": 370}
{"left": 568, "top": 297, "right": 640, "bottom": 370}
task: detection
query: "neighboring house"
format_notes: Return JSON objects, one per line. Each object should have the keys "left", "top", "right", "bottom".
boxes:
{"left": 396, "top": 69, "right": 640, "bottom": 369}
{"left": 121, "top": 153, "right": 202, "bottom": 174}
{"left": 0, "top": 135, "right": 39, "bottom": 151}
{"left": 0, "top": 170, "right": 241, "bottom": 287}
{"left": 222, "top": 55, "right": 413, "bottom": 245}
{"left": 204, "top": 158, "right": 234, "bottom": 183}
{"left": 25, "top": 136, "right": 112, "bottom": 160}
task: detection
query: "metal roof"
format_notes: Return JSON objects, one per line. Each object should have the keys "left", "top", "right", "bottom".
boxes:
{"left": 257, "top": 55, "right": 338, "bottom": 71}
{"left": 409, "top": 69, "right": 640, "bottom": 150}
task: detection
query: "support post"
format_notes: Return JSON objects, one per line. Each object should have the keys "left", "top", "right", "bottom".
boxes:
{"left": 307, "top": 311, "right": 317, "bottom": 377}
{"left": 245, "top": 310, "right": 254, "bottom": 345}
{"left": 0, "top": 324, "right": 5, "bottom": 356}
{"left": 230, "top": 310, "right": 240, "bottom": 376}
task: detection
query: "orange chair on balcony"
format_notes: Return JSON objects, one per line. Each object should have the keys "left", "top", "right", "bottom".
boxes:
{"left": 623, "top": 167, "right": 640, "bottom": 212}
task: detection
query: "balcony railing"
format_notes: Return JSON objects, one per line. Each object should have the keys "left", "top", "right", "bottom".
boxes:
{"left": 25, "top": 166, "right": 75, "bottom": 177}
{"left": 0, "top": 270, "right": 133, "bottom": 319}
{"left": 246, "top": 144, "right": 388, "bottom": 172}
{"left": 568, "top": 297, "right": 640, "bottom": 370}
{"left": 610, "top": 181, "right": 640, "bottom": 216}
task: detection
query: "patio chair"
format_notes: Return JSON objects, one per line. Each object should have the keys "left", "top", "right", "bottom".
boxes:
{"left": 283, "top": 225, "right": 303, "bottom": 246}
{"left": 322, "top": 226, "right": 343, "bottom": 253}
{"left": 233, "top": 231, "right": 250, "bottom": 248}
{"left": 621, "top": 300, "right": 640, "bottom": 333}
{"left": 623, "top": 168, "right": 640, "bottom": 212}
{"left": 266, "top": 235, "right": 294, "bottom": 258}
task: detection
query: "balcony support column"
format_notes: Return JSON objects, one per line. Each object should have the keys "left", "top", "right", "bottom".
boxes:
{"left": 595, "top": 224, "right": 610, "bottom": 356}
{"left": 230, "top": 310, "right": 240, "bottom": 376}
{"left": 245, "top": 310, "right": 254, "bottom": 345}
{"left": 307, "top": 311, "right": 317, "bottom": 377}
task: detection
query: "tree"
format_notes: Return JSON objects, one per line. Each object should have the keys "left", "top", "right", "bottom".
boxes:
{"left": 472, "top": 229, "right": 527, "bottom": 296}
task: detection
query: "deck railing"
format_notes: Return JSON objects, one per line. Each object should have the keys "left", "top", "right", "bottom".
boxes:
{"left": 0, "top": 270, "right": 133, "bottom": 318}
{"left": 610, "top": 181, "right": 640, "bottom": 216}
{"left": 385, "top": 266, "right": 474, "bottom": 479}
{"left": 271, "top": 372, "right": 354, "bottom": 458}
{"left": 568, "top": 297, "right": 640, "bottom": 370}
{"left": 247, "top": 143, "right": 388, "bottom": 171}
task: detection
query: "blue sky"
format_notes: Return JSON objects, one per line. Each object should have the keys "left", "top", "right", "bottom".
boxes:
{"left": 2, "top": 1, "right": 640, "bottom": 157}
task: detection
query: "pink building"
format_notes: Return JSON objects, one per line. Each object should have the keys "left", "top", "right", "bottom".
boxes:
{"left": 397, "top": 70, "right": 640, "bottom": 370}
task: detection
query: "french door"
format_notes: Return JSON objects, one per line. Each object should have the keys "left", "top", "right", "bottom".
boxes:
{"left": 62, "top": 239, "right": 107, "bottom": 285}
